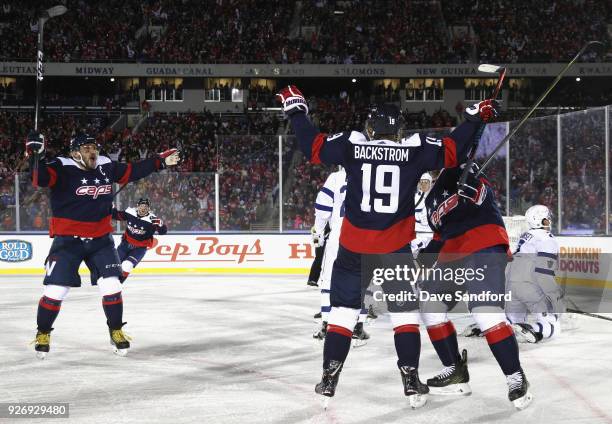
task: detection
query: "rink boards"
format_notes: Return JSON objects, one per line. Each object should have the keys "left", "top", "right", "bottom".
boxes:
{"left": 0, "top": 234, "right": 611, "bottom": 289}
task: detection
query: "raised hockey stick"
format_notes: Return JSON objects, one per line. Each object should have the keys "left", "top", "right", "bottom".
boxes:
{"left": 477, "top": 40, "right": 604, "bottom": 176}
{"left": 458, "top": 64, "right": 506, "bottom": 185}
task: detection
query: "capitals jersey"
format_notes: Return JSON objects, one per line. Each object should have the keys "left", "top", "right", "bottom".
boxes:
{"left": 112, "top": 207, "right": 168, "bottom": 248}
{"left": 314, "top": 169, "right": 347, "bottom": 241}
{"left": 424, "top": 167, "right": 509, "bottom": 262}
{"left": 31, "top": 155, "right": 163, "bottom": 238}
{"left": 290, "top": 113, "right": 481, "bottom": 253}
{"left": 508, "top": 228, "right": 559, "bottom": 283}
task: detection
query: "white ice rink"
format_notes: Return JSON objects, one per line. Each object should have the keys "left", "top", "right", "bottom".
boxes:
{"left": 1, "top": 275, "right": 611, "bottom": 424}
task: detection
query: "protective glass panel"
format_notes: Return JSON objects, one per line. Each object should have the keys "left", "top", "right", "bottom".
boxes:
{"left": 0, "top": 174, "right": 17, "bottom": 231}
{"left": 508, "top": 115, "right": 558, "bottom": 223}
{"left": 560, "top": 108, "right": 606, "bottom": 235}
{"left": 281, "top": 135, "right": 332, "bottom": 231}
{"left": 18, "top": 174, "right": 50, "bottom": 232}
{"left": 118, "top": 173, "right": 216, "bottom": 232}
{"left": 217, "top": 135, "right": 278, "bottom": 231}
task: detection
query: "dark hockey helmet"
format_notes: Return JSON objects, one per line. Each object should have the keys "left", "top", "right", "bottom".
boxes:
{"left": 137, "top": 198, "right": 150, "bottom": 206}
{"left": 365, "top": 104, "right": 403, "bottom": 140}
{"left": 69, "top": 133, "right": 98, "bottom": 151}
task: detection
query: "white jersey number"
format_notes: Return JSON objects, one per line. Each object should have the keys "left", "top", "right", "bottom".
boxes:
{"left": 360, "top": 163, "right": 400, "bottom": 213}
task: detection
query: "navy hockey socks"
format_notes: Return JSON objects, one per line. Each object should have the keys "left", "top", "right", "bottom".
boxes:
{"left": 102, "top": 292, "right": 124, "bottom": 329}
{"left": 393, "top": 324, "right": 421, "bottom": 368}
{"left": 323, "top": 325, "right": 352, "bottom": 368}
{"left": 427, "top": 321, "right": 460, "bottom": 366}
{"left": 484, "top": 323, "right": 521, "bottom": 375}
{"left": 37, "top": 296, "right": 62, "bottom": 332}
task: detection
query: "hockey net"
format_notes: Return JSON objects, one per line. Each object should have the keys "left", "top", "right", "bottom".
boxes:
{"left": 503, "top": 215, "right": 530, "bottom": 251}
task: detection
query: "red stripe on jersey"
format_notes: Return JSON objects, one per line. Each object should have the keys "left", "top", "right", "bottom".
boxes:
{"left": 327, "top": 324, "right": 353, "bottom": 338}
{"left": 442, "top": 137, "right": 457, "bottom": 168}
{"left": 427, "top": 321, "right": 456, "bottom": 341}
{"left": 433, "top": 232, "right": 441, "bottom": 241}
{"left": 310, "top": 133, "right": 328, "bottom": 165}
{"left": 50, "top": 215, "right": 113, "bottom": 238}
{"left": 438, "top": 224, "right": 509, "bottom": 262}
{"left": 339, "top": 215, "right": 415, "bottom": 254}
{"left": 32, "top": 168, "right": 39, "bottom": 188}
{"left": 117, "top": 163, "right": 133, "bottom": 185}
{"left": 47, "top": 167, "right": 57, "bottom": 188}
{"left": 484, "top": 322, "right": 514, "bottom": 345}
{"left": 394, "top": 324, "right": 420, "bottom": 334}
{"left": 124, "top": 232, "right": 154, "bottom": 248}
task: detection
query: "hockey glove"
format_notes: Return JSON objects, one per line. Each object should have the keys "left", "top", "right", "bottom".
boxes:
{"left": 311, "top": 226, "right": 324, "bottom": 248}
{"left": 158, "top": 148, "right": 181, "bottom": 168}
{"left": 26, "top": 131, "right": 45, "bottom": 159}
{"left": 152, "top": 217, "right": 163, "bottom": 227}
{"left": 458, "top": 171, "right": 487, "bottom": 205}
{"left": 464, "top": 99, "right": 500, "bottom": 123}
{"left": 276, "top": 85, "right": 308, "bottom": 117}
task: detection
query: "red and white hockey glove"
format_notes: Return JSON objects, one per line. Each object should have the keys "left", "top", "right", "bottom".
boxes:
{"left": 276, "top": 85, "right": 308, "bottom": 117}
{"left": 464, "top": 99, "right": 500, "bottom": 123}
{"left": 458, "top": 172, "right": 487, "bottom": 205}
{"left": 26, "top": 131, "right": 45, "bottom": 159}
{"left": 152, "top": 217, "right": 163, "bottom": 227}
{"left": 158, "top": 148, "right": 181, "bottom": 168}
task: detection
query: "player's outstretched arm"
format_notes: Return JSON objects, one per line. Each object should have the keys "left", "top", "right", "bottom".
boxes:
{"left": 26, "top": 132, "right": 59, "bottom": 188}
{"left": 111, "top": 207, "right": 127, "bottom": 221}
{"left": 277, "top": 85, "right": 344, "bottom": 165}
{"left": 421, "top": 100, "right": 500, "bottom": 171}
{"left": 113, "top": 149, "right": 181, "bottom": 185}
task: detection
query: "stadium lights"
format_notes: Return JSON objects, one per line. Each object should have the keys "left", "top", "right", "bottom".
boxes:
{"left": 351, "top": 78, "right": 357, "bottom": 83}
{"left": 576, "top": 77, "right": 581, "bottom": 82}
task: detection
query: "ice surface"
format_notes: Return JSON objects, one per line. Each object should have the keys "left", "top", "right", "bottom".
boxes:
{"left": 1, "top": 275, "right": 611, "bottom": 424}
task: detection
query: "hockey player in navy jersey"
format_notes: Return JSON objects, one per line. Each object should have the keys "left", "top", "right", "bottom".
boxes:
{"left": 419, "top": 164, "right": 533, "bottom": 409}
{"left": 26, "top": 132, "right": 180, "bottom": 358}
{"left": 112, "top": 198, "right": 168, "bottom": 282}
{"left": 277, "top": 85, "right": 499, "bottom": 408}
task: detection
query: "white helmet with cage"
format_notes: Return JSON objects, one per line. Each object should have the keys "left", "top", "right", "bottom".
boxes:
{"left": 525, "top": 204, "right": 552, "bottom": 230}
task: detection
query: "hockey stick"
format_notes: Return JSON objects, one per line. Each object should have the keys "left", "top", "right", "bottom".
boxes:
{"left": 477, "top": 40, "right": 604, "bottom": 176}
{"left": 564, "top": 297, "right": 612, "bottom": 322}
{"left": 458, "top": 64, "right": 506, "bottom": 186}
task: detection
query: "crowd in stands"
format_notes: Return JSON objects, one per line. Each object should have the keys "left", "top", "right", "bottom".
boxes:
{"left": 1, "top": 0, "right": 607, "bottom": 64}
{"left": 1, "top": 104, "right": 610, "bottom": 234}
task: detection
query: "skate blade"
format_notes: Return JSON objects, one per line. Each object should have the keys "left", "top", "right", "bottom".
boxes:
{"left": 407, "top": 393, "right": 427, "bottom": 409}
{"left": 322, "top": 396, "right": 331, "bottom": 410}
{"left": 513, "top": 391, "right": 534, "bottom": 410}
{"left": 428, "top": 383, "right": 472, "bottom": 396}
{"left": 35, "top": 351, "right": 47, "bottom": 360}
{"left": 112, "top": 346, "right": 129, "bottom": 357}
{"left": 352, "top": 339, "right": 368, "bottom": 348}
{"left": 511, "top": 325, "right": 537, "bottom": 343}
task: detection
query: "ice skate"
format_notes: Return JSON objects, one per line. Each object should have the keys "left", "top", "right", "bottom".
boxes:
{"left": 507, "top": 369, "right": 533, "bottom": 410}
{"left": 460, "top": 323, "right": 483, "bottom": 337}
{"left": 109, "top": 325, "right": 131, "bottom": 356}
{"left": 313, "top": 321, "right": 327, "bottom": 340}
{"left": 399, "top": 366, "right": 429, "bottom": 409}
{"left": 315, "top": 360, "right": 343, "bottom": 408}
{"left": 427, "top": 349, "right": 472, "bottom": 395}
{"left": 352, "top": 322, "right": 369, "bottom": 347}
{"left": 512, "top": 323, "right": 542, "bottom": 343}
{"left": 307, "top": 280, "right": 319, "bottom": 287}
{"left": 313, "top": 311, "right": 322, "bottom": 319}
{"left": 366, "top": 304, "right": 378, "bottom": 320}
{"left": 33, "top": 330, "right": 52, "bottom": 360}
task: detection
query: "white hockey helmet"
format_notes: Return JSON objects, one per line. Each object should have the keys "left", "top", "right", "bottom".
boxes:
{"left": 525, "top": 204, "right": 552, "bottom": 229}
{"left": 420, "top": 172, "right": 433, "bottom": 182}
{"left": 418, "top": 172, "right": 433, "bottom": 192}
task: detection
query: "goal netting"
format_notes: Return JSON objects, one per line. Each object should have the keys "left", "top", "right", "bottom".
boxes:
{"left": 503, "top": 215, "right": 530, "bottom": 251}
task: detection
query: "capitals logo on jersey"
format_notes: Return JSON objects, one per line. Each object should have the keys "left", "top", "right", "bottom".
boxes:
{"left": 75, "top": 176, "right": 113, "bottom": 199}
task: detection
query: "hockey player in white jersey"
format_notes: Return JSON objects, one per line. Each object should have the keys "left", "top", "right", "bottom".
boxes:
{"left": 411, "top": 173, "right": 434, "bottom": 256}
{"left": 506, "top": 205, "right": 563, "bottom": 343}
{"left": 312, "top": 167, "right": 370, "bottom": 343}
